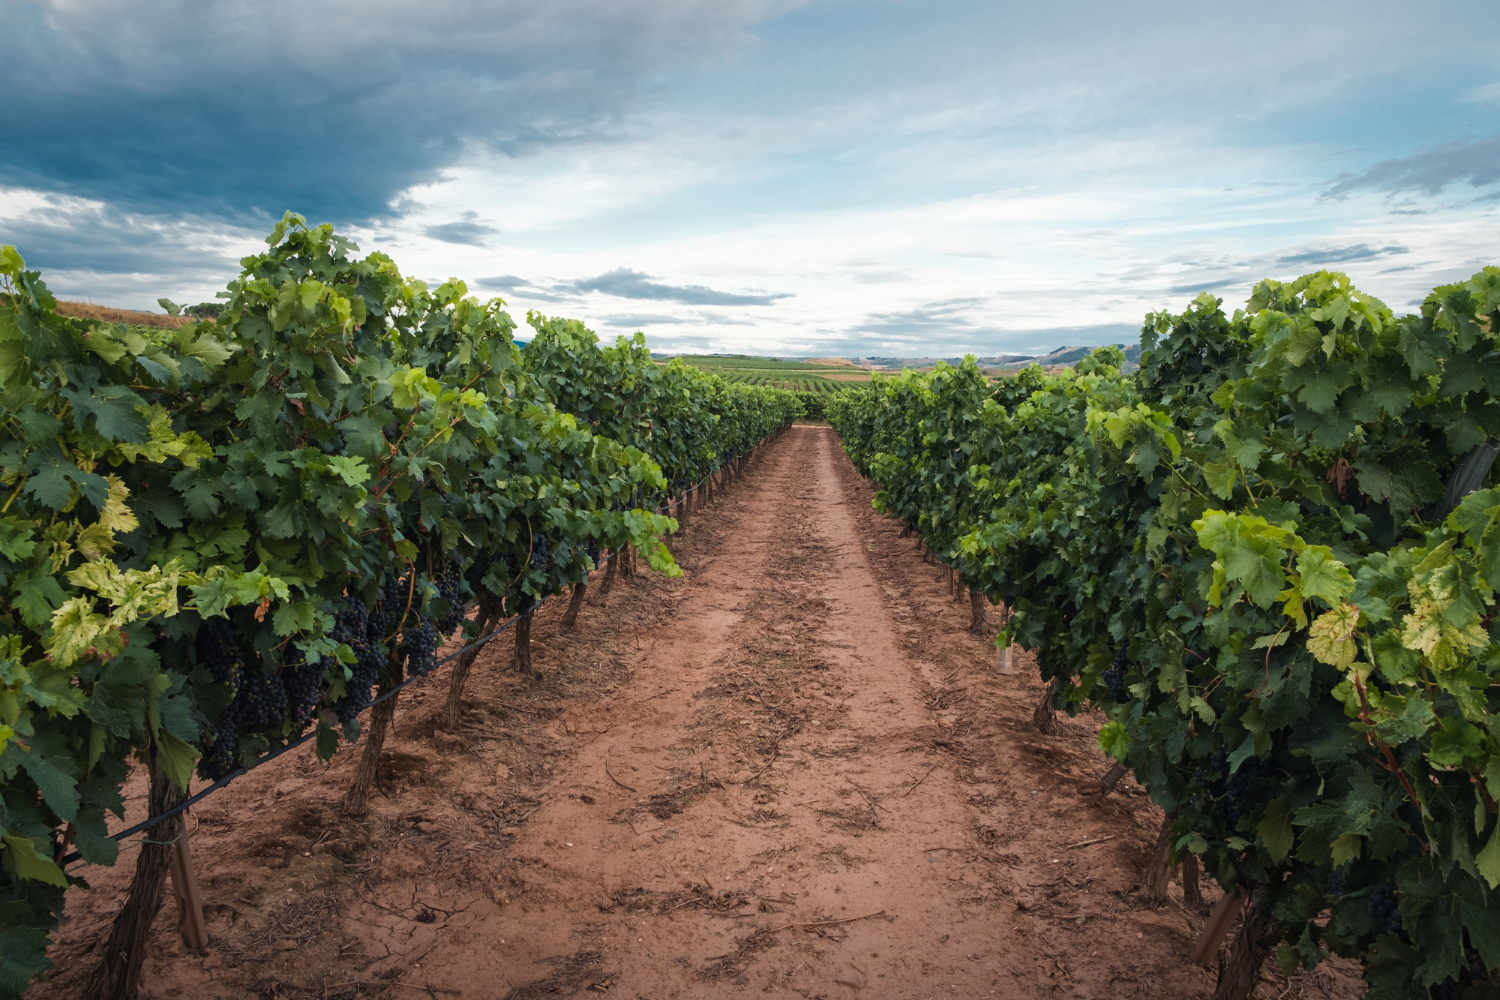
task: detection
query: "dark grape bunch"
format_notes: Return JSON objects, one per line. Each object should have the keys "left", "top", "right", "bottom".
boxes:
{"left": 1368, "top": 885, "right": 1403, "bottom": 936}
{"left": 401, "top": 616, "right": 442, "bottom": 675}
{"left": 510, "top": 589, "right": 538, "bottom": 617}
{"left": 334, "top": 590, "right": 393, "bottom": 723}
{"left": 530, "top": 533, "right": 550, "bottom": 570}
{"left": 196, "top": 617, "right": 247, "bottom": 777}
{"left": 1102, "top": 647, "right": 1129, "bottom": 702}
{"left": 1188, "top": 750, "right": 1273, "bottom": 828}
{"left": 433, "top": 561, "right": 468, "bottom": 637}
{"left": 1325, "top": 869, "right": 1345, "bottom": 896}
{"left": 278, "top": 651, "right": 325, "bottom": 726}
{"left": 195, "top": 616, "right": 295, "bottom": 778}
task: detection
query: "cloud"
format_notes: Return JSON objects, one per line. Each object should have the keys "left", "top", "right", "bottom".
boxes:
{"left": 0, "top": 191, "right": 259, "bottom": 306}
{"left": 569, "top": 267, "right": 790, "bottom": 305}
{"left": 424, "top": 212, "right": 499, "bottom": 246}
{"left": 1276, "top": 243, "right": 1409, "bottom": 267}
{"left": 850, "top": 297, "right": 994, "bottom": 338}
{"left": 1461, "top": 81, "right": 1500, "bottom": 104}
{"left": 1165, "top": 275, "right": 1251, "bottom": 295}
{"left": 1325, "top": 136, "right": 1500, "bottom": 197}
{"left": 0, "top": 0, "right": 784, "bottom": 222}
{"left": 601, "top": 313, "right": 690, "bottom": 327}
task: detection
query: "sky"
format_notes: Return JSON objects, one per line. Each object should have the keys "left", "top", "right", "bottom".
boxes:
{"left": 2, "top": 0, "right": 1498, "bottom": 359}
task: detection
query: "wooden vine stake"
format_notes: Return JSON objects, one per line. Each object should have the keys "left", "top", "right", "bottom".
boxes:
{"left": 85, "top": 747, "right": 190, "bottom": 1000}
{"left": 167, "top": 825, "right": 208, "bottom": 951}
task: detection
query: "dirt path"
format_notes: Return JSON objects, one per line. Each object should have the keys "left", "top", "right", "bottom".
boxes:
{"left": 34, "top": 426, "right": 1363, "bottom": 1000}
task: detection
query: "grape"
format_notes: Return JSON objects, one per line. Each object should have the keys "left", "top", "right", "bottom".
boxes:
{"left": 281, "top": 650, "right": 325, "bottom": 725}
{"left": 1102, "top": 646, "right": 1129, "bottom": 702}
{"left": 1368, "top": 885, "right": 1402, "bottom": 936}
{"left": 236, "top": 664, "right": 287, "bottom": 729}
{"left": 1186, "top": 750, "right": 1272, "bottom": 829}
{"left": 434, "top": 561, "right": 468, "bottom": 637}
{"left": 401, "top": 615, "right": 442, "bottom": 675}
{"left": 530, "top": 534, "right": 550, "bottom": 570}
{"left": 195, "top": 617, "right": 248, "bottom": 778}
{"left": 334, "top": 594, "right": 388, "bottom": 723}
{"left": 1326, "top": 869, "right": 1345, "bottom": 896}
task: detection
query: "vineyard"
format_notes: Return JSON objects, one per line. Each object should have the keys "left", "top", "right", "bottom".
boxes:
{"left": 718, "top": 372, "right": 849, "bottom": 393}
{"left": 0, "top": 216, "right": 798, "bottom": 998}
{"left": 827, "top": 267, "right": 1500, "bottom": 999}
{"left": 4, "top": 213, "right": 1496, "bottom": 1000}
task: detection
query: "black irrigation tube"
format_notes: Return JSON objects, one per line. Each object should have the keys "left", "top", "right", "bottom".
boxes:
{"left": 58, "top": 444, "right": 770, "bottom": 869}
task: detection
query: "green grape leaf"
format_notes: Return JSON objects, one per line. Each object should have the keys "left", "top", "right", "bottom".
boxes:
{"left": 154, "top": 732, "right": 199, "bottom": 792}
{"left": 1097, "top": 721, "right": 1129, "bottom": 760}
{"left": 1257, "top": 797, "right": 1295, "bottom": 863}
{"left": 1, "top": 836, "right": 68, "bottom": 887}
{"left": 1295, "top": 546, "right": 1355, "bottom": 608}
{"left": 1477, "top": 821, "right": 1500, "bottom": 890}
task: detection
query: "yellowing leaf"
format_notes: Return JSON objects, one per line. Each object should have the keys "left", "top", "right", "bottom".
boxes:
{"left": 1308, "top": 602, "right": 1360, "bottom": 669}
{"left": 99, "top": 475, "right": 139, "bottom": 535}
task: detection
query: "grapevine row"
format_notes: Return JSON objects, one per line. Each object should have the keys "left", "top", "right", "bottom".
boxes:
{"left": 827, "top": 267, "right": 1500, "bottom": 1000}
{"left": 0, "top": 215, "right": 799, "bottom": 997}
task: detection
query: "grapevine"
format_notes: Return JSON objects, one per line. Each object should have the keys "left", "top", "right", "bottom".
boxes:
{"left": 828, "top": 266, "right": 1500, "bottom": 998}
{"left": 0, "top": 217, "right": 798, "bottom": 998}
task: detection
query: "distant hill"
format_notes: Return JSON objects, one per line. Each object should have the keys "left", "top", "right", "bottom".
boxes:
{"left": 859, "top": 343, "right": 1141, "bottom": 371}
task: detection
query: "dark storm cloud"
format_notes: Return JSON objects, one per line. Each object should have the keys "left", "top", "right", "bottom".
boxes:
{"left": 0, "top": 0, "right": 780, "bottom": 224}
{"left": 2, "top": 198, "right": 252, "bottom": 283}
{"left": 1276, "top": 244, "right": 1409, "bottom": 266}
{"left": 569, "top": 267, "right": 790, "bottom": 306}
{"left": 424, "top": 212, "right": 500, "bottom": 246}
{"left": 1326, "top": 136, "right": 1500, "bottom": 197}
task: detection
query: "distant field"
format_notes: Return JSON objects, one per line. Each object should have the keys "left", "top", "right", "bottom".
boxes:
{"left": 55, "top": 300, "right": 187, "bottom": 328}
{"left": 667, "top": 354, "right": 874, "bottom": 393}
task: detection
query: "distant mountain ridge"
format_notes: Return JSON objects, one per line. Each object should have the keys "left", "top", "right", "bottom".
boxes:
{"left": 850, "top": 343, "right": 1143, "bottom": 369}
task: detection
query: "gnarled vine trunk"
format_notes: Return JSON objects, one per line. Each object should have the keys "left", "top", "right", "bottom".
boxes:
{"left": 1212, "top": 898, "right": 1279, "bottom": 1000}
{"left": 1182, "top": 853, "right": 1205, "bottom": 910}
{"left": 343, "top": 650, "right": 404, "bottom": 816}
{"left": 86, "top": 749, "right": 188, "bottom": 1000}
{"left": 597, "top": 550, "right": 619, "bottom": 600}
{"left": 968, "top": 586, "right": 988, "bottom": 633}
{"left": 1143, "top": 812, "right": 1174, "bottom": 906}
{"left": 514, "top": 611, "right": 536, "bottom": 677}
{"left": 561, "top": 581, "right": 587, "bottom": 628}
{"left": 444, "top": 598, "right": 501, "bottom": 731}
{"left": 1032, "top": 677, "right": 1059, "bottom": 734}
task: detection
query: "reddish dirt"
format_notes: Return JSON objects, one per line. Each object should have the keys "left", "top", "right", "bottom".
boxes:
{"left": 32, "top": 425, "right": 1364, "bottom": 999}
